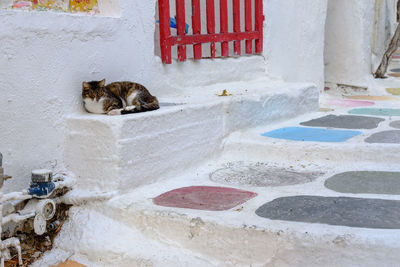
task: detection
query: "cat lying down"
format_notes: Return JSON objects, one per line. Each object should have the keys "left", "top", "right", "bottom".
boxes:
{"left": 82, "top": 79, "right": 159, "bottom": 115}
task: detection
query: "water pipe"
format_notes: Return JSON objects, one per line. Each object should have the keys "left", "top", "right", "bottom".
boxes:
{"left": 0, "top": 154, "right": 72, "bottom": 266}
{"left": 1, "top": 238, "right": 22, "bottom": 267}
{"left": 0, "top": 153, "right": 22, "bottom": 267}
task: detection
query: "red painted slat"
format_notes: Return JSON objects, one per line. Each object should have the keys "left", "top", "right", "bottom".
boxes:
{"left": 233, "top": 0, "right": 241, "bottom": 55}
{"left": 220, "top": 0, "right": 229, "bottom": 57}
{"left": 176, "top": 0, "right": 186, "bottom": 61}
{"left": 244, "top": 0, "right": 252, "bottom": 54}
{"left": 206, "top": 0, "right": 216, "bottom": 58}
{"left": 159, "top": 0, "right": 263, "bottom": 64}
{"left": 254, "top": 0, "right": 264, "bottom": 54}
{"left": 192, "top": 0, "right": 202, "bottom": 59}
{"left": 168, "top": 31, "right": 259, "bottom": 45}
{"left": 158, "top": 0, "right": 172, "bottom": 64}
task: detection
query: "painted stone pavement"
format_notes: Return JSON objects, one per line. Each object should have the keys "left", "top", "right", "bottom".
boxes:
{"left": 386, "top": 88, "right": 400, "bottom": 96}
{"left": 210, "top": 162, "right": 323, "bottom": 187}
{"left": 300, "top": 115, "right": 384, "bottom": 129}
{"left": 349, "top": 108, "right": 400, "bottom": 116}
{"left": 345, "top": 95, "right": 398, "bottom": 101}
{"left": 389, "top": 120, "right": 400, "bottom": 129}
{"left": 255, "top": 196, "right": 400, "bottom": 229}
{"left": 262, "top": 127, "right": 362, "bottom": 142}
{"left": 325, "top": 171, "right": 400, "bottom": 195}
{"left": 365, "top": 130, "right": 400, "bottom": 144}
{"left": 151, "top": 103, "right": 400, "bottom": 231}
{"left": 326, "top": 99, "right": 374, "bottom": 108}
{"left": 153, "top": 186, "right": 257, "bottom": 211}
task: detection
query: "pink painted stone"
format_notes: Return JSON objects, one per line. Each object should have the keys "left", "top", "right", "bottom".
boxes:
{"left": 328, "top": 99, "right": 375, "bottom": 107}
{"left": 153, "top": 186, "right": 257, "bottom": 211}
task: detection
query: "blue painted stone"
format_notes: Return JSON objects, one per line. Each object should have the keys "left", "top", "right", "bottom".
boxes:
{"left": 261, "top": 127, "right": 362, "bottom": 142}
{"left": 349, "top": 108, "right": 400, "bottom": 116}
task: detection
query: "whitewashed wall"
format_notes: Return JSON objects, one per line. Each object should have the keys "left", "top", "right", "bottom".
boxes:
{"left": 263, "top": 0, "right": 329, "bottom": 92}
{"left": 0, "top": 0, "right": 327, "bottom": 191}
{"left": 324, "top": 0, "right": 397, "bottom": 87}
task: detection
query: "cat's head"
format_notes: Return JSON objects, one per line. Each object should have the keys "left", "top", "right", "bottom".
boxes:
{"left": 82, "top": 79, "right": 106, "bottom": 100}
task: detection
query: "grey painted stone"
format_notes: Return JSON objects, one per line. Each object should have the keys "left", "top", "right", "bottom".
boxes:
{"left": 256, "top": 196, "right": 400, "bottom": 229}
{"left": 300, "top": 115, "right": 384, "bottom": 129}
{"left": 325, "top": 171, "right": 400, "bottom": 194}
{"left": 365, "top": 130, "right": 400, "bottom": 144}
{"left": 390, "top": 121, "right": 400, "bottom": 129}
{"left": 210, "top": 163, "right": 323, "bottom": 187}
{"left": 390, "top": 68, "right": 400, "bottom": 73}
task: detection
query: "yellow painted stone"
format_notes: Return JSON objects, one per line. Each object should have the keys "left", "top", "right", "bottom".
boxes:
{"left": 319, "top": 108, "right": 335, "bottom": 112}
{"left": 70, "top": 0, "right": 98, "bottom": 13}
{"left": 53, "top": 260, "right": 87, "bottom": 267}
{"left": 387, "top": 88, "right": 400, "bottom": 96}
{"left": 345, "top": 95, "right": 398, "bottom": 101}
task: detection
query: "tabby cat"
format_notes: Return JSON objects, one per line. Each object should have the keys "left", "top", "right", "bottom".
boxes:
{"left": 82, "top": 79, "right": 159, "bottom": 115}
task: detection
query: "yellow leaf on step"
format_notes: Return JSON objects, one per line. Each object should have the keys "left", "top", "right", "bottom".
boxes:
{"left": 216, "top": 89, "right": 232, "bottom": 96}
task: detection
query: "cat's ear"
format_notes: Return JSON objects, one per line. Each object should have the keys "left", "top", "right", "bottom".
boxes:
{"left": 82, "top": 82, "right": 90, "bottom": 90}
{"left": 99, "top": 79, "right": 106, "bottom": 87}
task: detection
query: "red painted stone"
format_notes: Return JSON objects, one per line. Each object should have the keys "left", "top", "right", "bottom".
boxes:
{"left": 153, "top": 186, "right": 257, "bottom": 211}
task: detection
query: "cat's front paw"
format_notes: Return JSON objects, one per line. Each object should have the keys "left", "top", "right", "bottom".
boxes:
{"left": 125, "top": 105, "right": 137, "bottom": 111}
{"left": 107, "top": 109, "right": 123, "bottom": 116}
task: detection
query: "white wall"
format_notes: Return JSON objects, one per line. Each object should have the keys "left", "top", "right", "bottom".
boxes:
{"left": 263, "top": 0, "right": 329, "bottom": 92}
{"left": 324, "top": 0, "right": 397, "bottom": 87}
{"left": 0, "top": 0, "right": 327, "bottom": 192}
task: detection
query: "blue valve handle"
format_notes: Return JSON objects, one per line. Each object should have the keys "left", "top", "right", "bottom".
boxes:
{"left": 28, "top": 182, "right": 55, "bottom": 198}
{"left": 157, "top": 16, "right": 189, "bottom": 33}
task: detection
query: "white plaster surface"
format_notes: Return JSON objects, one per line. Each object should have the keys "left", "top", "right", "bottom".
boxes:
{"left": 263, "top": 0, "right": 328, "bottom": 92}
{"left": 324, "top": 0, "right": 398, "bottom": 88}
{"left": 0, "top": 0, "right": 328, "bottom": 193}
{"left": 34, "top": 207, "right": 212, "bottom": 267}
{"left": 325, "top": 0, "right": 375, "bottom": 87}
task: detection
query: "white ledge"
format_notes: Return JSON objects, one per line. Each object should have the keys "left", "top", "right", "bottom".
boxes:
{"left": 64, "top": 80, "right": 318, "bottom": 192}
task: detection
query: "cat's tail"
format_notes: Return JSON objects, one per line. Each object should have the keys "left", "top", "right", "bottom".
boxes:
{"left": 121, "top": 97, "right": 160, "bottom": 115}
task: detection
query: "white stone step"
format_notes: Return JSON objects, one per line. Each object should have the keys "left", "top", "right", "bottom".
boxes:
{"left": 223, "top": 110, "right": 400, "bottom": 167}
{"left": 79, "top": 160, "right": 400, "bottom": 267}
{"left": 64, "top": 79, "right": 318, "bottom": 193}
{"left": 56, "top": 98, "right": 400, "bottom": 267}
{"left": 47, "top": 207, "right": 213, "bottom": 267}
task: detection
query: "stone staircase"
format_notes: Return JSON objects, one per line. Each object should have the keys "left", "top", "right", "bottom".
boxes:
{"left": 64, "top": 78, "right": 318, "bottom": 192}
{"left": 47, "top": 84, "right": 400, "bottom": 267}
